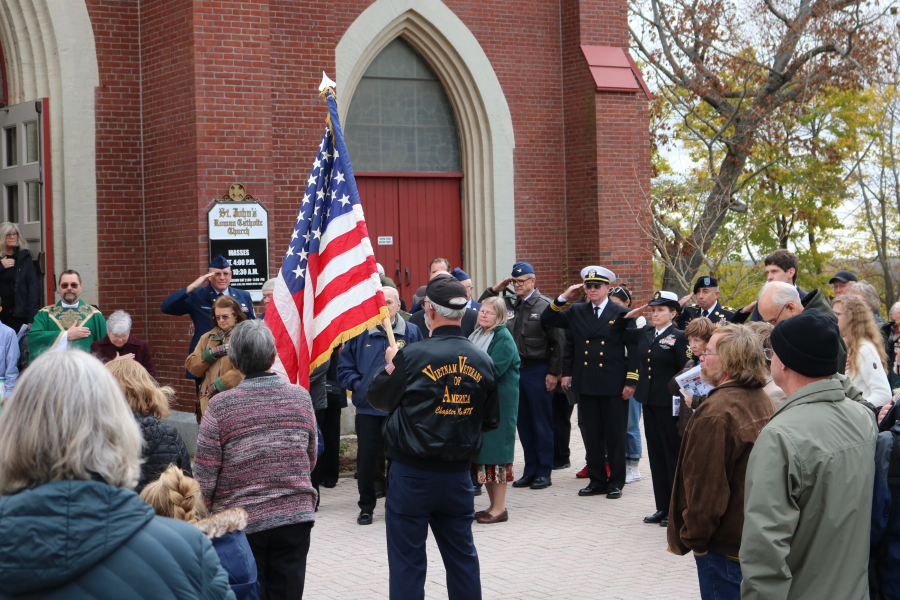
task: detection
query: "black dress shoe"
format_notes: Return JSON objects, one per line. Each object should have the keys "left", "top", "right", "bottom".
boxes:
{"left": 578, "top": 485, "right": 608, "bottom": 496}
{"left": 474, "top": 486, "right": 483, "bottom": 496}
{"left": 512, "top": 476, "right": 535, "bottom": 488}
{"left": 357, "top": 511, "right": 373, "bottom": 525}
{"left": 530, "top": 476, "right": 552, "bottom": 489}
{"left": 660, "top": 518, "right": 669, "bottom": 527}
{"left": 643, "top": 510, "right": 666, "bottom": 524}
{"left": 322, "top": 479, "right": 337, "bottom": 489}
{"left": 552, "top": 462, "right": 571, "bottom": 470}
{"left": 606, "top": 487, "right": 623, "bottom": 499}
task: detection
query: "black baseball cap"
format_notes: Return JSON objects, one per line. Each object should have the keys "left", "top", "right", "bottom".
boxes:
{"left": 829, "top": 270, "right": 857, "bottom": 285}
{"left": 425, "top": 274, "right": 468, "bottom": 310}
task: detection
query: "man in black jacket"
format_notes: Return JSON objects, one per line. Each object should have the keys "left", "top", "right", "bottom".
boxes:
{"left": 542, "top": 266, "right": 639, "bottom": 499}
{"left": 480, "top": 261, "right": 565, "bottom": 490}
{"left": 368, "top": 274, "right": 499, "bottom": 600}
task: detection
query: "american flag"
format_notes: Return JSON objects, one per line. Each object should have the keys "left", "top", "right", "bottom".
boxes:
{"left": 265, "top": 88, "right": 388, "bottom": 388}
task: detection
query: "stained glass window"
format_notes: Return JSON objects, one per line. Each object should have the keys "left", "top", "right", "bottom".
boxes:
{"left": 346, "top": 38, "right": 461, "bottom": 172}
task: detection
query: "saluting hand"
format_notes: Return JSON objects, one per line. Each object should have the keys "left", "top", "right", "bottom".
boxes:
{"left": 491, "top": 278, "right": 513, "bottom": 293}
{"left": 678, "top": 293, "right": 693, "bottom": 308}
{"left": 741, "top": 301, "right": 757, "bottom": 314}
{"left": 624, "top": 305, "right": 648, "bottom": 319}
{"left": 187, "top": 272, "right": 216, "bottom": 294}
{"left": 560, "top": 283, "right": 584, "bottom": 302}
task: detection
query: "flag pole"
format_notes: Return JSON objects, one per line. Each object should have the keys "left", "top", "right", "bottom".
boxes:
{"left": 318, "top": 73, "right": 398, "bottom": 349}
{"left": 384, "top": 316, "right": 397, "bottom": 348}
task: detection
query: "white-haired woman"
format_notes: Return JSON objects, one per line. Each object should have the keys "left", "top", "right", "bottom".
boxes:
{"left": 0, "top": 221, "right": 38, "bottom": 337}
{"left": 0, "top": 351, "right": 235, "bottom": 599}
{"left": 90, "top": 309, "right": 157, "bottom": 377}
{"left": 469, "top": 295, "right": 520, "bottom": 523}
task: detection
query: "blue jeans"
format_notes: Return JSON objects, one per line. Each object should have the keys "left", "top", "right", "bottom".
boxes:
{"left": 626, "top": 397, "right": 642, "bottom": 460}
{"left": 694, "top": 551, "right": 742, "bottom": 600}
{"left": 386, "top": 462, "right": 481, "bottom": 600}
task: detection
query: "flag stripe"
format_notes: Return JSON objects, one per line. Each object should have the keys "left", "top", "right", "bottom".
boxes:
{"left": 267, "top": 90, "right": 387, "bottom": 387}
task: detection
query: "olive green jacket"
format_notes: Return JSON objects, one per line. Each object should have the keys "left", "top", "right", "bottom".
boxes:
{"left": 740, "top": 378, "right": 877, "bottom": 600}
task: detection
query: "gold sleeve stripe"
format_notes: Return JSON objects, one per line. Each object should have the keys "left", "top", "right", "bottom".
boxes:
{"left": 550, "top": 299, "right": 566, "bottom": 312}
{"left": 626, "top": 372, "right": 639, "bottom": 380}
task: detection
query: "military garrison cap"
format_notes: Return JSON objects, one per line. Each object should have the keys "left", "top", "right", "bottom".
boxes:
{"left": 209, "top": 255, "right": 230, "bottom": 270}
{"left": 512, "top": 262, "right": 534, "bottom": 276}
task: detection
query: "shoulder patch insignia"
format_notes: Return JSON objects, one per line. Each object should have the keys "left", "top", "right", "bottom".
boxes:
{"left": 507, "top": 310, "right": 515, "bottom": 320}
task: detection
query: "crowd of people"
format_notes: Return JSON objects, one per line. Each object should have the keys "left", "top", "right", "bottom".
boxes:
{"left": 2, "top": 235, "right": 900, "bottom": 600}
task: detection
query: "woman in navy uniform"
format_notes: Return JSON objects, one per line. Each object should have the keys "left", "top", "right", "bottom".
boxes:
{"left": 613, "top": 291, "right": 691, "bottom": 527}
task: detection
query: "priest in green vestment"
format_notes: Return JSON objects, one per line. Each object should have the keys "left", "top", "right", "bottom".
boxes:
{"left": 29, "top": 270, "right": 107, "bottom": 360}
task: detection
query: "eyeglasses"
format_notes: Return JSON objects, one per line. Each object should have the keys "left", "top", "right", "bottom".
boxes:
{"left": 512, "top": 277, "right": 533, "bottom": 286}
{"left": 59, "top": 283, "right": 80, "bottom": 289}
{"left": 765, "top": 304, "right": 789, "bottom": 325}
{"left": 215, "top": 314, "right": 235, "bottom": 321}
{"left": 584, "top": 283, "right": 606, "bottom": 290}
{"left": 700, "top": 351, "right": 718, "bottom": 357}
{"left": 5, "top": 233, "right": 17, "bottom": 238}
{"left": 763, "top": 348, "right": 774, "bottom": 359}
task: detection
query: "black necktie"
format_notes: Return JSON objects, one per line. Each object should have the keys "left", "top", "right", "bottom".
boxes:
{"left": 701, "top": 309, "right": 708, "bottom": 318}
{"left": 594, "top": 306, "right": 600, "bottom": 319}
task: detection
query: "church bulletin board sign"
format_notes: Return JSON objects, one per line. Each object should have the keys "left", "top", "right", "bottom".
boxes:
{"left": 207, "top": 184, "right": 269, "bottom": 299}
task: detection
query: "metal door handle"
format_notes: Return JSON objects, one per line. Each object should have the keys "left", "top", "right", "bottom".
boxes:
{"left": 396, "top": 268, "right": 401, "bottom": 286}
{"left": 405, "top": 268, "right": 410, "bottom": 286}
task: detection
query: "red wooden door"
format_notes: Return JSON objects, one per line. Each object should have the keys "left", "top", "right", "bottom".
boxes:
{"left": 356, "top": 175, "right": 463, "bottom": 306}
{"left": 397, "top": 177, "right": 463, "bottom": 300}
{"left": 357, "top": 177, "right": 402, "bottom": 287}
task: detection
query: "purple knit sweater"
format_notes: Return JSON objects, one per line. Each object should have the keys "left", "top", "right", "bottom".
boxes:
{"left": 194, "top": 373, "right": 317, "bottom": 534}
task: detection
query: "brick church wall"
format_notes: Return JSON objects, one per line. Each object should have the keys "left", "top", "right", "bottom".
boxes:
{"left": 84, "top": 0, "right": 650, "bottom": 411}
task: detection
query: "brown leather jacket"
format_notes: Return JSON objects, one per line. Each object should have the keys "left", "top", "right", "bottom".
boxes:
{"left": 185, "top": 327, "right": 244, "bottom": 415}
{"left": 667, "top": 381, "right": 774, "bottom": 557}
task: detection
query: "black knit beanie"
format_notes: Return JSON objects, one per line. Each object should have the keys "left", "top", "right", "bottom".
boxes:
{"left": 770, "top": 309, "right": 839, "bottom": 377}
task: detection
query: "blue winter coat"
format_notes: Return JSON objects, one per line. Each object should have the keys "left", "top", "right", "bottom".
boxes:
{"left": 0, "top": 479, "right": 236, "bottom": 600}
{"left": 337, "top": 317, "right": 423, "bottom": 416}
{"left": 195, "top": 509, "right": 260, "bottom": 600}
{"left": 161, "top": 285, "right": 256, "bottom": 378}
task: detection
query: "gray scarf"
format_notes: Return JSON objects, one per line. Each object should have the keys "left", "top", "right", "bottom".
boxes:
{"left": 468, "top": 326, "right": 495, "bottom": 352}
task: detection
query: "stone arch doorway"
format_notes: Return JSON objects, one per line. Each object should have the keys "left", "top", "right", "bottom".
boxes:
{"left": 336, "top": 0, "right": 516, "bottom": 294}
{"left": 0, "top": 0, "right": 99, "bottom": 302}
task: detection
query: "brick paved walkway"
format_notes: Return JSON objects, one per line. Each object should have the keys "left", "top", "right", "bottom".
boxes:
{"left": 306, "top": 408, "right": 700, "bottom": 599}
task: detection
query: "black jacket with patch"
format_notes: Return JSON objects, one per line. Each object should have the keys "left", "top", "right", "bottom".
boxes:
{"left": 367, "top": 325, "right": 499, "bottom": 472}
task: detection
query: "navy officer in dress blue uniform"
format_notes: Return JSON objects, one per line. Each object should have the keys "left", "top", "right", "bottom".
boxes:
{"left": 368, "top": 274, "right": 499, "bottom": 600}
{"left": 613, "top": 290, "right": 691, "bottom": 527}
{"left": 676, "top": 276, "right": 752, "bottom": 329}
{"left": 161, "top": 254, "right": 255, "bottom": 395}
{"left": 541, "top": 266, "right": 639, "bottom": 499}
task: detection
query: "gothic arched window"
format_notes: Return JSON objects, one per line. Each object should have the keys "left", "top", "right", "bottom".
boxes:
{"left": 346, "top": 38, "right": 461, "bottom": 172}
